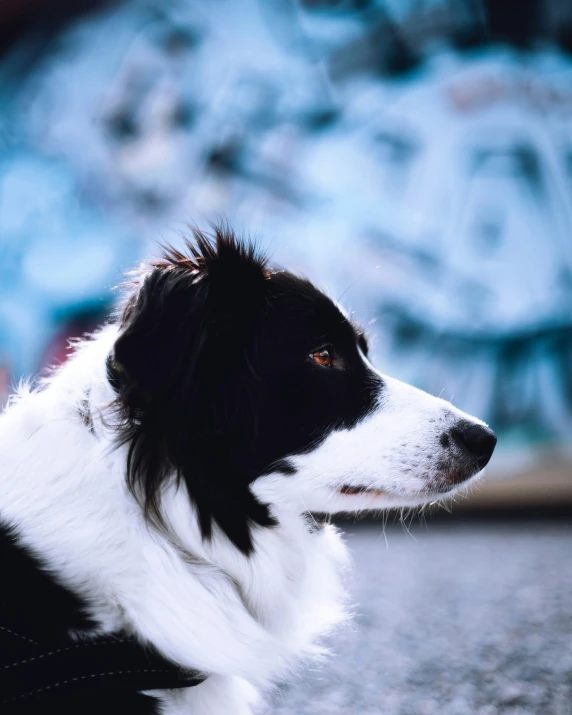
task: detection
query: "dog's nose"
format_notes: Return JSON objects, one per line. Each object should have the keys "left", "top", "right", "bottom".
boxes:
{"left": 451, "top": 420, "right": 497, "bottom": 469}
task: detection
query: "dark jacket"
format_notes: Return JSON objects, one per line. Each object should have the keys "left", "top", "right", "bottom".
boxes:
{"left": 0, "top": 522, "right": 204, "bottom": 715}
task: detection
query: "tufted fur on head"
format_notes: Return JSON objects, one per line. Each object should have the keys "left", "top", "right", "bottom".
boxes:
{"left": 108, "top": 227, "right": 276, "bottom": 554}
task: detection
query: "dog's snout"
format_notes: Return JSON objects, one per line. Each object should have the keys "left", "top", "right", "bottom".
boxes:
{"left": 450, "top": 420, "right": 497, "bottom": 469}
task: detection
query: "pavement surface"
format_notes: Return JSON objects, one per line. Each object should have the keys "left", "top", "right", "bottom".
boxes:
{"left": 270, "top": 516, "right": 572, "bottom": 715}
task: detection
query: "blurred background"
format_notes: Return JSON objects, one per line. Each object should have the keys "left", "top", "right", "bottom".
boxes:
{"left": 0, "top": 1, "right": 571, "bottom": 713}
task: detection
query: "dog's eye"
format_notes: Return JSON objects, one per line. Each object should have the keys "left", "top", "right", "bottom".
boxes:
{"left": 311, "top": 349, "right": 332, "bottom": 367}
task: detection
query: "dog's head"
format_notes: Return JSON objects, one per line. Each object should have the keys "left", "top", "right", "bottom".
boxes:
{"left": 109, "top": 228, "right": 496, "bottom": 553}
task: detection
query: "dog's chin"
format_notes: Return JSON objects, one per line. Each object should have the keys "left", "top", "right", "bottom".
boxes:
{"left": 329, "top": 469, "right": 483, "bottom": 512}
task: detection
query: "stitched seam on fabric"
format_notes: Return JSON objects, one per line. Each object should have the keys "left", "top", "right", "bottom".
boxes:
{"left": 0, "top": 625, "right": 38, "bottom": 645}
{"left": 3, "top": 668, "right": 170, "bottom": 703}
{"left": 2, "top": 638, "right": 120, "bottom": 670}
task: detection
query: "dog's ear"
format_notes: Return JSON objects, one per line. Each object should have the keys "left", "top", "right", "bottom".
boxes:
{"left": 111, "top": 227, "right": 268, "bottom": 400}
{"left": 111, "top": 269, "right": 204, "bottom": 399}
{"left": 108, "top": 227, "right": 274, "bottom": 554}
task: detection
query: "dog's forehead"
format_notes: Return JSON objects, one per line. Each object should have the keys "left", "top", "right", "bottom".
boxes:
{"left": 265, "top": 271, "right": 356, "bottom": 339}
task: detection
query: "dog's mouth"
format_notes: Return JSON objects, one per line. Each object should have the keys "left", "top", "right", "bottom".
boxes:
{"left": 338, "top": 484, "right": 386, "bottom": 498}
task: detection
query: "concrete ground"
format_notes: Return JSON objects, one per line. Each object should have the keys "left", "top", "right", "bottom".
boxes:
{"left": 271, "top": 515, "right": 572, "bottom": 715}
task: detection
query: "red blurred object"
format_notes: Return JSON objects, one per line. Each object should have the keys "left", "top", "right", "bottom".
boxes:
{"left": 40, "top": 310, "right": 108, "bottom": 373}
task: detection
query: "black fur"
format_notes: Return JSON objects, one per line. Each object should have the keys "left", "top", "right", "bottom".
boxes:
{"left": 108, "top": 226, "right": 381, "bottom": 554}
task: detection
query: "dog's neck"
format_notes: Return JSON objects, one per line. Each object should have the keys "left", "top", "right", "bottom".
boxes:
{"left": 69, "top": 328, "right": 348, "bottom": 638}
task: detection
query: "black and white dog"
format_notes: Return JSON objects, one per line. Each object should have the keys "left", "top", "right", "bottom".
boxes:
{"left": 0, "top": 228, "right": 496, "bottom": 714}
